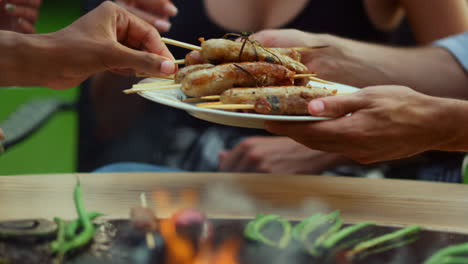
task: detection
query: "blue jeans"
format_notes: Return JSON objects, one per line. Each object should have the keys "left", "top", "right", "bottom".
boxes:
{"left": 93, "top": 162, "right": 184, "bottom": 173}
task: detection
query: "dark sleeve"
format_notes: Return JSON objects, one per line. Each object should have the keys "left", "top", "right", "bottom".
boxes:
{"left": 77, "top": 0, "right": 109, "bottom": 172}
{"left": 82, "top": 0, "right": 107, "bottom": 14}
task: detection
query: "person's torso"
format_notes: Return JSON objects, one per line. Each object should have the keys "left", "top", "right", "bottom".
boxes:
{"left": 164, "top": 0, "right": 390, "bottom": 60}
{"left": 160, "top": 0, "right": 390, "bottom": 129}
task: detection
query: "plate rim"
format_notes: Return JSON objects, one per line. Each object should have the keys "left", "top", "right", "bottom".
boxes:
{"left": 137, "top": 79, "right": 360, "bottom": 123}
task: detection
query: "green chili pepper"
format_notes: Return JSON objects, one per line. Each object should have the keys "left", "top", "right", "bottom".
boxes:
{"left": 462, "top": 155, "right": 468, "bottom": 184}
{"left": 245, "top": 219, "right": 258, "bottom": 240}
{"left": 299, "top": 211, "right": 340, "bottom": 243}
{"left": 244, "top": 213, "right": 265, "bottom": 240}
{"left": 321, "top": 222, "right": 375, "bottom": 250}
{"left": 244, "top": 214, "right": 292, "bottom": 248}
{"left": 441, "top": 256, "right": 468, "bottom": 264}
{"left": 65, "top": 211, "right": 104, "bottom": 240}
{"left": 254, "top": 217, "right": 291, "bottom": 248}
{"left": 351, "top": 234, "right": 418, "bottom": 260}
{"left": 273, "top": 219, "right": 292, "bottom": 248}
{"left": 292, "top": 213, "right": 322, "bottom": 240}
{"left": 306, "top": 216, "right": 344, "bottom": 256}
{"left": 50, "top": 218, "right": 66, "bottom": 253}
{"left": 56, "top": 181, "right": 96, "bottom": 257}
{"left": 464, "top": 167, "right": 468, "bottom": 184}
{"left": 253, "top": 214, "right": 282, "bottom": 247}
{"left": 315, "top": 217, "right": 343, "bottom": 245}
{"left": 350, "top": 225, "right": 420, "bottom": 256}
{"left": 425, "top": 242, "right": 468, "bottom": 264}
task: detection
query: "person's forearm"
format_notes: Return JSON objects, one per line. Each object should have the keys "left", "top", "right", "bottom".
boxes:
{"left": 324, "top": 34, "right": 468, "bottom": 99}
{"left": 373, "top": 45, "right": 468, "bottom": 99}
{"left": 0, "top": 31, "right": 24, "bottom": 86}
{"left": 432, "top": 97, "right": 468, "bottom": 152}
{"left": 0, "top": 30, "right": 56, "bottom": 87}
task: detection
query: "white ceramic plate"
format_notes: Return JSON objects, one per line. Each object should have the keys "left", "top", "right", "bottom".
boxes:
{"left": 137, "top": 79, "right": 360, "bottom": 129}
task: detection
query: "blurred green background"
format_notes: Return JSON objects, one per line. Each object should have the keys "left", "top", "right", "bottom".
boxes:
{"left": 0, "top": 0, "right": 81, "bottom": 175}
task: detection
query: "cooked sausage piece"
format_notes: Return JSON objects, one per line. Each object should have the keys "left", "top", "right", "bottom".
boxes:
{"left": 171, "top": 209, "right": 211, "bottom": 242}
{"left": 130, "top": 206, "right": 158, "bottom": 232}
{"left": 271, "top": 48, "right": 301, "bottom": 61}
{"left": 220, "top": 86, "right": 337, "bottom": 115}
{"left": 181, "top": 62, "right": 296, "bottom": 97}
{"left": 174, "top": 64, "right": 214, "bottom": 83}
{"left": 184, "top": 50, "right": 206, "bottom": 65}
{"left": 184, "top": 47, "right": 301, "bottom": 66}
{"left": 200, "top": 39, "right": 308, "bottom": 74}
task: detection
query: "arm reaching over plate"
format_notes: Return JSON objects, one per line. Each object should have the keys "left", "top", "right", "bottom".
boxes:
{"left": 265, "top": 85, "right": 468, "bottom": 164}
{"left": 251, "top": 29, "right": 468, "bottom": 98}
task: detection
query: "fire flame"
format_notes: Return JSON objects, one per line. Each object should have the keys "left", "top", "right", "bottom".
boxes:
{"left": 153, "top": 189, "right": 200, "bottom": 215}
{"left": 154, "top": 189, "right": 240, "bottom": 264}
{"left": 159, "top": 217, "right": 240, "bottom": 264}
{"left": 211, "top": 239, "right": 241, "bottom": 264}
{"left": 160, "top": 218, "right": 196, "bottom": 264}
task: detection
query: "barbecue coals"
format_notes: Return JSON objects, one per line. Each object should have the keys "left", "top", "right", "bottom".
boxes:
{"left": 1, "top": 182, "right": 468, "bottom": 264}
{"left": 2, "top": 216, "right": 468, "bottom": 264}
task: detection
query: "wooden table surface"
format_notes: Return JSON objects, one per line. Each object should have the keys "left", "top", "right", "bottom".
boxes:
{"left": 1, "top": 173, "right": 467, "bottom": 233}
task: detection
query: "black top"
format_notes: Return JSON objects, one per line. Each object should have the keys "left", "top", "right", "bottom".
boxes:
{"left": 164, "top": 0, "right": 389, "bottom": 60}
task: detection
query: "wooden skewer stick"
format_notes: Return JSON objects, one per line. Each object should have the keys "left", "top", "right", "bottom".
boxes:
{"left": 161, "top": 37, "right": 202, "bottom": 51}
{"left": 173, "top": 59, "right": 185, "bottom": 64}
{"left": 308, "top": 76, "right": 334, "bottom": 85}
{"left": 140, "top": 193, "right": 156, "bottom": 249}
{"left": 182, "top": 95, "right": 221, "bottom": 102}
{"left": 196, "top": 101, "right": 223, "bottom": 107}
{"left": 294, "top": 73, "right": 317, "bottom": 78}
{"left": 198, "top": 104, "right": 255, "bottom": 110}
{"left": 136, "top": 73, "right": 175, "bottom": 79}
{"left": 123, "top": 84, "right": 181, "bottom": 94}
{"left": 292, "top": 45, "right": 330, "bottom": 51}
{"left": 133, "top": 80, "right": 176, "bottom": 89}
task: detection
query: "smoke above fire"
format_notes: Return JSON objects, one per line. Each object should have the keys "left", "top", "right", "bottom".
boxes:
{"left": 199, "top": 181, "right": 330, "bottom": 221}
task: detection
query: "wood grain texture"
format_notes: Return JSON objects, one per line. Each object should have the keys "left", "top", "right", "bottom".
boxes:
{"left": 0, "top": 173, "right": 467, "bottom": 233}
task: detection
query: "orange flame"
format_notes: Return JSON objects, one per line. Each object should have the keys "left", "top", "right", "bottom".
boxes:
{"left": 154, "top": 189, "right": 239, "bottom": 264}
{"left": 160, "top": 218, "right": 196, "bottom": 264}
{"left": 211, "top": 239, "right": 241, "bottom": 264}
{"left": 152, "top": 189, "right": 200, "bottom": 214}
{"left": 160, "top": 217, "right": 240, "bottom": 264}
